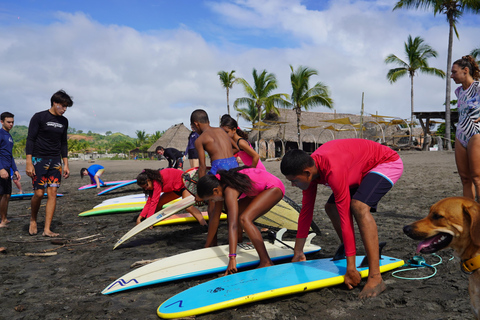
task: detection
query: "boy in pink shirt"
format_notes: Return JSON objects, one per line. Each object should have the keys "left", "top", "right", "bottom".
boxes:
{"left": 281, "top": 139, "right": 403, "bottom": 298}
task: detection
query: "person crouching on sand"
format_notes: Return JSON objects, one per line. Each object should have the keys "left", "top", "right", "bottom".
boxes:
{"left": 196, "top": 167, "right": 285, "bottom": 275}
{"left": 136, "top": 168, "right": 207, "bottom": 229}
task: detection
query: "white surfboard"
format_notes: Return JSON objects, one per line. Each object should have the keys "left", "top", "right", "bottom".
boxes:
{"left": 94, "top": 194, "right": 147, "bottom": 208}
{"left": 113, "top": 195, "right": 196, "bottom": 250}
{"left": 103, "top": 229, "right": 320, "bottom": 295}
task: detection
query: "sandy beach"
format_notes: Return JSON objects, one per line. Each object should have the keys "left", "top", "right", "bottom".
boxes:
{"left": 0, "top": 151, "right": 475, "bottom": 320}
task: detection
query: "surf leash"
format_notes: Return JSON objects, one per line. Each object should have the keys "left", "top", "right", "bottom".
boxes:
{"left": 391, "top": 254, "right": 454, "bottom": 280}
{"left": 266, "top": 230, "right": 294, "bottom": 250}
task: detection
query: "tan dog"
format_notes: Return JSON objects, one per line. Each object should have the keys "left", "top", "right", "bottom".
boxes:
{"left": 403, "top": 197, "right": 480, "bottom": 319}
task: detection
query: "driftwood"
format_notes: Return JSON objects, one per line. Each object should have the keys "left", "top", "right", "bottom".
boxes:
{"left": 24, "top": 252, "right": 57, "bottom": 257}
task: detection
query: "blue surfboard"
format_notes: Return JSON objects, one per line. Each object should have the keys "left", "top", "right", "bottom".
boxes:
{"left": 78, "top": 180, "right": 132, "bottom": 191}
{"left": 10, "top": 193, "right": 64, "bottom": 199}
{"left": 97, "top": 180, "right": 137, "bottom": 196}
{"left": 157, "top": 255, "right": 404, "bottom": 319}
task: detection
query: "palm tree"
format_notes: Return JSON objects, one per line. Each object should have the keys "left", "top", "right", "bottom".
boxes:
{"left": 385, "top": 35, "right": 445, "bottom": 135}
{"left": 393, "top": 1, "right": 480, "bottom": 150}
{"left": 289, "top": 65, "right": 334, "bottom": 149}
{"left": 234, "top": 68, "right": 290, "bottom": 146}
{"left": 236, "top": 103, "right": 264, "bottom": 125}
{"left": 471, "top": 47, "right": 480, "bottom": 62}
{"left": 135, "top": 130, "right": 148, "bottom": 146}
{"left": 217, "top": 70, "right": 237, "bottom": 115}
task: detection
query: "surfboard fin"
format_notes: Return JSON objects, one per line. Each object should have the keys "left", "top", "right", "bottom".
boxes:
{"left": 332, "top": 243, "right": 345, "bottom": 261}
{"left": 358, "top": 241, "right": 387, "bottom": 268}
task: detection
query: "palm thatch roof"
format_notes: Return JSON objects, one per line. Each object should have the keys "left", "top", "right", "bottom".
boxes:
{"left": 148, "top": 123, "right": 191, "bottom": 153}
{"left": 247, "top": 109, "right": 385, "bottom": 144}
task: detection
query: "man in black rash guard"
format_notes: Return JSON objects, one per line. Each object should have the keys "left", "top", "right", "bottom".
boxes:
{"left": 25, "top": 90, "right": 73, "bottom": 237}
{"left": 156, "top": 146, "right": 184, "bottom": 169}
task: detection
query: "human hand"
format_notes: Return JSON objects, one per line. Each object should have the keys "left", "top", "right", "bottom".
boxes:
{"left": 224, "top": 257, "right": 237, "bottom": 275}
{"left": 63, "top": 166, "right": 70, "bottom": 179}
{"left": 344, "top": 268, "right": 361, "bottom": 289}
{"left": 0, "top": 169, "right": 8, "bottom": 179}
{"left": 26, "top": 162, "right": 35, "bottom": 178}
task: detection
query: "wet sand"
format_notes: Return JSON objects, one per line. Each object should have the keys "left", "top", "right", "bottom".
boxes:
{"left": 0, "top": 151, "right": 475, "bottom": 320}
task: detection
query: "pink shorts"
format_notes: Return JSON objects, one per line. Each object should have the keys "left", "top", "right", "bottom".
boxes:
{"left": 369, "top": 158, "right": 403, "bottom": 185}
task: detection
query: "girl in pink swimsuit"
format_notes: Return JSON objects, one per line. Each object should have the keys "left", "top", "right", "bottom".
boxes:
{"left": 220, "top": 114, "right": 266, "bottom": 170}
{"left": 197, "top": 167, "right": 285, "bottom": 275}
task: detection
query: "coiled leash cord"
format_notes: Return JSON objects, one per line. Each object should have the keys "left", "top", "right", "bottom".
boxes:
{"left": 392, "top": 254, "right": 454, "bottom": 280}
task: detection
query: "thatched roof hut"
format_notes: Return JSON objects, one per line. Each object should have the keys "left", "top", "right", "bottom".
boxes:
{"left": 148, "top": 123, "right": 191, "bottom": 154}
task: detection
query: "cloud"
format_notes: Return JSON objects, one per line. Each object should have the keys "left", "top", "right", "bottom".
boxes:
{"left": 0, "top": 1, "right": 478, "bottom": 137}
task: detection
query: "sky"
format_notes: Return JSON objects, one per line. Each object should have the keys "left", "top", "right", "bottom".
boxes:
{"left": 0, "top": 0, "right": 479, "bottom": 137}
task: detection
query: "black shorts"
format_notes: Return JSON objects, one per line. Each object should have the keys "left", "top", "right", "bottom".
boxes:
{"left": 31, "top": 157, "right": 62, "bottom": 190}
{"left": 187, "top": 149, "right": 199, "bottom": 159}
{"left": 327, "top": 172, "right": 393, "bottom": 211}
{"left": 0, "top": 172, "right": 12, "bottom": 195}
{"left": 173, "top": 188, "right": 186, "bottom": 197}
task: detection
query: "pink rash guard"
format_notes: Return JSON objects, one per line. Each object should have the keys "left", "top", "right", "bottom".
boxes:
{"left": 236, "top": 168, "right": 285, "bottom": 199}
{"left": 297, "top": 139, "right": 400, "bottom": 257}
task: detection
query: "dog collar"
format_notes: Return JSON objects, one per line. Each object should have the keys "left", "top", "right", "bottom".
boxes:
{"left": 461, "top": 255, "right": 480, "bottom": 274}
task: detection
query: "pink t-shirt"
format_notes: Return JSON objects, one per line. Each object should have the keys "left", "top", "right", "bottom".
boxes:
{"left": 140, "top": 168, "right": 185, "bottom": 218}
{"left": 237, "top": 168, "right": 285, "bottom": 199}
{"left": 235, "top": 138, "right": 266, "bottom": 171}
{"left": 298, "top": 139, "right": 400, "bottom": 257}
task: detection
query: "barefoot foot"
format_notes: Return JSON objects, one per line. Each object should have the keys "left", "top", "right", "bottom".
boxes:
{"left": 29, "top": 221, "right": 38, "bottom": 235}
{"left": 42, "top": 231, "right": 60, "bottom": 237}
{"left": 359, "top": 278, "right": 386, "bottom": 299}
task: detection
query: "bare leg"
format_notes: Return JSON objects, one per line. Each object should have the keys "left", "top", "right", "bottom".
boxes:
{"left": 467, "top": 135, "right": 480, "bottom": 202}
{"left": 324, "top": 202, "right": 343, "bottom": 241}
{"left": 0, "top": 194, "right": 10, "bottom": 227}
{"left": 182, "top": 189, "right": 207, "bottom": 226}
{"left": 239, "top": 188, "right": 283, "bottom": 268}
{"left": 29, "top": 188, "right": 45, "bottom": 235}
{"left": 43, "top": 186, "right": 59, "bottom": 237}
{"left": 351, "top": 199, "right": 385, "bottom": 298}
{"left": 455, "top": 139, "right": 475, "bottom": 199}
{"left": 205, "top": 200, "right": 222, "bottom": 247}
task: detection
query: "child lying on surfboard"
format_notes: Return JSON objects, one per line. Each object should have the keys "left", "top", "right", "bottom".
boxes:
{"left": 196, "top": 167, "right": 285, "bottom": 275}
{"left": 136, "top": 169, "right": 207, "bottom": 229}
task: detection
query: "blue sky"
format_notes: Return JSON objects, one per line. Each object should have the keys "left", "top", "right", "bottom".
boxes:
{"left": 0, "top": 0, "right": 479, "bottom": 136}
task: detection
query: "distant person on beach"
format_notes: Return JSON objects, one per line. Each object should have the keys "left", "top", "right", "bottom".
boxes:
{"left": 135, "top": 168, "right": 207, "bottom": 228}
{"left": 190, "top": 109, "right": 239, "bottom": 247}
{"left": 197, "top": 167, "right": 284, "bottom": 274}
{"left": 156, "top": 146, "right": 184, "bottom": 169}
{"left": 220, "top": 114, "right": 266, "bottom": 170}
{"left": 0, "top": 112, "right": 20, "bottom": 228}
{"left": 280, "top": 139, "right": 403, "bottom": 298}
{"left": 80, "top": 164, "right": 105, "bottom": 188}
{"left": 185, "top": 125, "right": 200, "bottom": 168}
{"left": 25, "top": 90, "right": 73, "bottom": 237}
{"left": 451, "top": 55, "right": 480, "bottom": 201}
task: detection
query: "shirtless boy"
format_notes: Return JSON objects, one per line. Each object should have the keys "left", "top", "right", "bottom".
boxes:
{"left": 190, "top": 109, "right": 239, "bottom": 246}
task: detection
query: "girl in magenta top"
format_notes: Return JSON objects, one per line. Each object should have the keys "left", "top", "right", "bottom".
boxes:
{"left": 135, "top": 168, "right": 207, "bottom": 228}
{"left": 197, "top": 167, "right": 285, "bottom": 275}
{"left": 220, "top": 114, "right": 266, "bottom": 170}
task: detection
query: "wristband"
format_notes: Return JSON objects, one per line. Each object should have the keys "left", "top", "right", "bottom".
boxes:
{"left": 228, "top": 253, "right": 237, "bottom": 257}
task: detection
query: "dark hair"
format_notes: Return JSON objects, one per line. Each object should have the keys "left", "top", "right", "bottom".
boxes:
{"left": 220, "top": 114, "right": 249, "bottom": 140}
{"left": 1, "top": 112, "right": 14, "bottom": 121}
{"left": 136, "top": 169, "right": 163, "bottom": 196}
{"left": 197, "top": 167, "right": 253, "bottom": 198}
{"left": 51, "top": 90, "right": 74, "bottom": 107}
{"left": 280, "top": 149, "right": 315, "bottom": 176}
{"left": 80, "top": 168, "right": 88, "bottom": 178}
{"left": 155, "top": 146, "right": 164, "bottom": 152}
{"left": 190, "top": 109, "right": 209, "bottom": 124}
{"left": 453, "top": 55, "right": 480, "bottom": 80}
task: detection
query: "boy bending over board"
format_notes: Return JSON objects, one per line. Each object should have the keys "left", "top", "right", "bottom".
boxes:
{"left": 280, "top": 139, "right": 403, "bottom": 298}
{"left": 190, "top": 109, "right": 239, "bottom": 247}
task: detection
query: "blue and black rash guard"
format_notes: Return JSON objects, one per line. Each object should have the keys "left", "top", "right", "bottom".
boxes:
{"left": 25, "top": 110, "right": 69, "bottom": 158}
{"left": 0, "top": 128, "right": 18, "bottom": 173}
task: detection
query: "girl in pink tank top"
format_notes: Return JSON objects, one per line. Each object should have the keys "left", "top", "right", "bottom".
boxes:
{"left": 220, "top": 114, "right": 266, "bottom": 170}
{"left": 197, "top": 167, "right": 285, "bottom": 275}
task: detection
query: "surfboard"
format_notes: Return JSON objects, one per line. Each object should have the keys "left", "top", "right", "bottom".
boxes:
{"left": 10, "top": 193, "right": 64, "bottom": 199}
{"left": 94, "top": 193, "right": 147, "bottom": 208}
{"left": 79, "top": 198, "right": 181, "bottom": 217}
{"left": 113, "top": 195, "right": 196, "bottom": 249}
{"left": 97, "top": 180, "right": 137, "bottom": 196}
{"left": 153, "top": 211, "right": 227, "bottom": 226}
{"left": 78, "top": 180, "right": 131, "bottom": 191}
{"left": 157, "top": 254, "right": 404, "bottom": 318}
{"left": 102, "top": 229, "right": 320, "bottom": 295}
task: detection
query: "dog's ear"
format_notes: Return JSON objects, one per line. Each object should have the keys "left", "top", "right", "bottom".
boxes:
{"left": 463, "top": 202, "right": 480, "bottom": 246}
